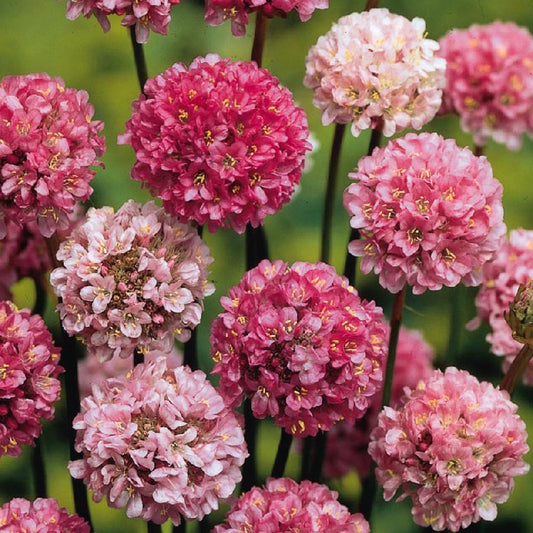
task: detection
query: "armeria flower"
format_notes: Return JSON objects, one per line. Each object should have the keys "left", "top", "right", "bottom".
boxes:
{"left": 0, "top": 498, "right": 91, "bottom": 533}
{"left": 62, "top": 0, "right": 182, "bottom": 43}
{"left": 369, "top": 367, "right": 529, "bottom": 531}
{"left": 0, "top": 301, "right": 62, "bottom": 457}
{"left": 205, "top": 0, "right": 328, "bottom": 37}
{"left": 69, "top": 358, "right": 247, "bottom": 526}
{"left": 0, "top": 73, "right": 105, "bottom": 238}
{"left": 304, "top": 8, "right": 446, "bottom": 137}
{"left": 324, "top": 326, "right": 434, "bottom": 480}
{"left": 438, "top": 22, "right": 533, "bottom": 150}
{"left": 50, "top": 200, "right": 214, "bottom": 362}
{"left": 119, "top": 55, "right": 311, "bottom": 233}
{"left": 344, "top": 132, "right": 506, "bottom": 295}
{"left": 210, "top": 259, "right": 387, "bottom": 437}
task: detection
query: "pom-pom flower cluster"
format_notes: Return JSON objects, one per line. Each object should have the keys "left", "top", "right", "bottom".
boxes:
{"left": 0, "top": 301, "right": 62, "bottom": 457}
{"left": 344, "top": 132, "right": 506, "bottom": 294}
{"left": 211, "top": 260, "right": 387, "bottom": 437}
{"left": 0, "top": 73, "right": 105, "bottom": 238}
{"left": 69, "top": 358, "right": 247, "bottom": 526}
{"left": 304, "top": 9, "right": 446, "bottom": 137}
{"left": 369, "top": 367, "right": 529, "bottom": 531}
{"left": 51, "top": 200, "right": 214, "bottom": 362}
{"left": 119, "top": 55, "right": 311, "bottom": 233}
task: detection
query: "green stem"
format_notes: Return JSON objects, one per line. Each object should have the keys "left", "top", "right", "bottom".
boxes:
{"left": 251, "top": 10, "right": 269, "bottom": 67}
{"left": 129, "top": 26, "right": 149, "bottom": 94}
{"left": 271, "top": 430, "right": 293, "bottom": 478}
{"left": 500, "top": 344, "right": 533, "bottom": 394}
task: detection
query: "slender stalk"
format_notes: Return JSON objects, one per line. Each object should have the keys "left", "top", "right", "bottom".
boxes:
{"left": 184, "top": 327, "right": 199, "bottom": 371}
{"left": 245, "top": 225, "right": 269, "bottom": 270}
{"left": 197, "top": 519, "right": 210, "bottom": 533}
{"left": 300, "top": 437, "right": 312, "bottom": 480}
{"left": 358, "top": 469, "right": 377, "bottom": 519}
{"left": 32, "top": 439, "right": 47, "bottom": 498}
{"left": 251, "top": 10, "right": 269, "bottom": 67}
{"left": 308, "top": 431, "right": 327, "bottom": 483}
{"left": 148, "top": 522, "right": 162, "bottom": 533}
{"left": 271, "top": 430, "right": 293, "bottom": 478}
{"left": 32, "top": 274, "right": 48, "bottom": 317}
{"left": 500, "top": 344, "right": 533, "bottom": 394}
{"left": 129, "top": 26, "right": 149, "bottom": 94}
{"left": 133, "top": 347, "right": 144, "bottom": 367}
{"left": 474, "top": 144, "right": 484, "bottom": 157}
{"left": 445, "top": 286, "right": 462, "bottom": 364}
{"left": 364, "top": 0, "right": 380, "bottom": 8}
{"left": 241, "top": 398, "right": 258, "bottom": 492}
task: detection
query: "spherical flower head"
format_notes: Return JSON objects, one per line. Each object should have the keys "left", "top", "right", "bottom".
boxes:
{"left": 50, "top": 200, "right": 214, "bottom": 362}
{"left": 0, "top": 73, "right": 105, "bottom": 238}
{"left": 0, "top": 301, "right": 62, "bottom": 457}
{"left": 369, "top": 367, "right": 529, "bottom": 531}
{"left": 0, "top": 497, "right": 91, "bottom": 532}
{"left": 213, "top": 477, "right": 369, "bottom": 532}
{"left": 438, "top": 22, "right": 533, "bottom": 150}
{"left": 69, "top": 358, "right": 247, "bottom": 526}
{"left": 118, "top": 55, "right": 311, "bottom": 233}
{"left": 210, "top": 259, "right": 387, "bottom": 437}
{"left": 304, "top": 8, "right": 446, "bottom": 137}
{"left": 344, "top": 132, "right": 506, "bottom": 295}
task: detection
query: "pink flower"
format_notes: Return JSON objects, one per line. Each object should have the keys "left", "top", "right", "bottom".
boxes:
{"left": 210, "top": 260, "right": 387, "bottom": 437}
{"left": 69, "top": 358, "right": 247, "bottom": 526}
{"left": 0, "top": 73, "right": 105, "bottom": 238}
{"left": 438, "top": 22, "right": 533, "bottom": 150}
{"left": 369, "top": 367, "right": 529, "bottom": 531}
{"left": 118, "top": 55, "right": 311, "bottom": 233}
{"left": 0, "top": 497, "right": 91, "bottom": 532}
{"left": 50, "top": 200, "right": 214, "bottom": 362}
{"left": 304, "top": 9, "right": 446, "bottom": 137}
{"left": 0, "top": 301, "right": 62, "bottom": 457}
{"left": 213, "top": 477, "right": 369, "bottom": 532}
{"left": 344, "top": 132, "right": 506, "bottom": 294}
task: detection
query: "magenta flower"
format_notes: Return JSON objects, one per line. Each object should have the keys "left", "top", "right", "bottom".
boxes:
{"left": 439, "top": 22, "right": 533, "bottom": 150}
{"left": 0, "top": 73, "right": 105, "bottom": 238}
{"left": 0, "top": 301, "right": 62, "bottom": 457}
{"left": 69, "top": 358, "right": 247, "bottom": 526}
{"left": 304, "top": 9, "right": 446, "bottom": 137}
{"left": 369, "top": 367, "right": 529, "bottom": 531}
{"left": 211, "top": 260, "right": 387, "bottom": 437}
{"left": 0, "top": 498, "right": 91, "bottom": 533}
{"left": 50, "top": 200, "right": 214, "bottom": 362}
{"left": 119, "top": 55, "right": 311, "bottom": 233}
{"left": 344, "top": 132, "right": 506, "bottom": 294}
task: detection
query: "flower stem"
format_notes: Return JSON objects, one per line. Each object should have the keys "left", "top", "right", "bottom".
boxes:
{"left": 148, "top": 522, "right": 162, "bottom": 533}
{"left": 251, "top": 10, "right": 269, "bottom": 67}
{"left": 445, "top": 286, "right": 463, "bottom": 364}
{"left": 271, "top": 430, "right": 293, "bottom": 478}
{"left": 241, "top": 398, "right": 258, "bottom": 492}
{"left": 364, "top": 0, "right": 380, "bottom": 9}
{"left": 129, "top": 26, "right": 149, "bottom": 94}
{"left": 300, "top": 437, "right": 312, "bottom": 480}
{"left": 245, "top": 225, "right": 269, "bottom": 270}
{"left": 500, "top": 344, "right": 533, "bottom": 394}
{"left": 308, "top": 431, "right": 327, "bottom": 482}
{"left": 474, "top": 144, "right": 484, "bottom": 157}
{"left": 133, "top": 347, "right": 144, "bottom": 367}
{"left": 32, "top": 439, "right": 47, "bottom": 498}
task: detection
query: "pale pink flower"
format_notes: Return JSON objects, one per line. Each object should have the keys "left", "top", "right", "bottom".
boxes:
{"left": 369, "top": 367, "right": 529, "bottom": 531}
{"left": 344, "top": 132, "right": 506, "bottom": 294}
{"left": 304, "top": 9, "right": 446, "bottom": 137}
{"left": 69, "top": 358, "right": 247, "bottom": 526}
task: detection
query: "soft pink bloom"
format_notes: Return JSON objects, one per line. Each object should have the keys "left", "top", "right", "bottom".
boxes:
{"left": 119, "top": 55, "right": 311, "bottom": 233}
{"left": 211, "top": 260, "right": 387, "bottom": 437}
{"left": 344, "top": 132, "right": 506, "bottom": 294}
{"left": 0, "top": 73, "right": 105, "bottom": 238}
{"left": 0, "top": 301, "right": 62, "bottom": 457}
{"left": 304, "top": 9, "right": 446, "bottom": 137}
{"left": 439, "top": 22, "right": 533, "bottom": 150}
{"left": 69, "top": 358, "right": 247, "bottom": 526}
{"left": 369, "top": 367, "right": 529, "bottom": 531}
{"left": 50, "top": 200, "right": 214, "bottom": 362}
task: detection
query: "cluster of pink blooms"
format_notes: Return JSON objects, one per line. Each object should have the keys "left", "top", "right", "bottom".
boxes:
{"left": 344, "top": 132, "right": 506, "bottom": 294}
{"left": 304, "top": 9, "right": 446, "bottom": 137}
{"left": 369, "top": 367, "right": 529, "bottom": 531}
{"left": 0, "top": 498, "right": 91, "bottom": 533}
{"left": 0, "top": 301, "right": 62, "bottom": 457}
{"left": 50, "top": 200, "right": 214, "bottom": 362}
{"left": 0, "top": 73, "right": 105, "bottom": 238}
{"left": 211, "top": 259, "right": 387, "bottom": 437}
{"left": 213, "top": 477, "right": 369, "bottom": 532}
{"left": 63, "top": 0, "right": 182, "bottom": 43}
{"left": 324, "top": 326, "right": 434, "bottom": 480}
{"left": 69, "top": 357, "right": 247, "bottom": 526}
{"left": 119, "top": 55, "right": 311, "bottom": 233}
{"left": 467, "top": 229, "right": 533, "bottom": 384}
{"left": 439, "top": 22, "right": 533, "bottom": 150}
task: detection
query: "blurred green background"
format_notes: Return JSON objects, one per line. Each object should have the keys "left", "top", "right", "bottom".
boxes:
{"left": 1, "top": 0, "right": 533, "bottom": 531}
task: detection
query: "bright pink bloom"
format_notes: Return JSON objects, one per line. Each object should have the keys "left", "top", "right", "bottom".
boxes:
{"left": 369, "top": 367, "right": 529, "bottom": 531}
{"left": 119, "top": 55, "right": 311, "bottom": 233}
{"left": 213, "top": 477, "right": 369, "bottom": 532}
{"left": 439, "top": 22, "right": 533, "bottom": 150}
{"left": 0, "top": 73, "right": 105, "bottom": 238}
{"left": 304, "top": 9, "right": 446, "bottom": 137}
{"left": 0, "top": 301, "right": 62, "bottom": 457}
{"left": 211, "top": 260, "right": 387, "bottom": 437}
{"left": 50, "top": 200, "right": 214, "bottom": 362}
{"left": 69, "top": 358, "right": 247, "bottom": 526}
{"left": 344, "top": 132, "right": 506, "bottom": 294}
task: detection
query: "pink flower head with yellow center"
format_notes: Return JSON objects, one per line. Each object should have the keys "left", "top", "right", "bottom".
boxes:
{"left": 344, "top": 132, "right": 506, "bottom": 295}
